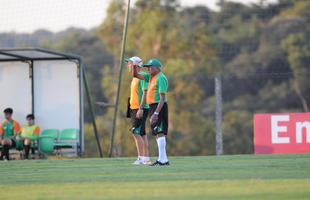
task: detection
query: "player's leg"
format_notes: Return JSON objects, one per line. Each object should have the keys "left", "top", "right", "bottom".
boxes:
{"left": 130, "top": 109, "right": 140, "bottom": 162}
{"left": 142, "top": 135, "right": 151, "bottom": 164}
{"left": 23, "top": 138, "right": 31, "bottom": 159}
{"left": 155, "top": 134, "right": 168, "bottom": 164}
{"left": 0, "top": 139, "right": 5, "bottom": 160}
{"left": 130, "top": 109, "right": 144, "bottom": 165}
{"left": 1, "top": 139, "right": 12, "bottom": 160}
{"left": 141, "top": 108, "right": 151, "bottom": 164}
{"left": 150, "top": 103, "right": 169, "bottom": 166}
{"left": 132, "top": 134, "right": 144, "bottom": 163}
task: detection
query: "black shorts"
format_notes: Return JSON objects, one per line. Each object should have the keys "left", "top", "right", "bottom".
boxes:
{"left": 130, "top": 108, "right": 149, "bottom": 136}
{"left": 149, "top": 103, "right": 168, "bottom": 136}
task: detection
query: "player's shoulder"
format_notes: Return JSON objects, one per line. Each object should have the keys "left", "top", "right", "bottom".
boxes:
{"left": 13, "top": 120, "right": 21, "bottom": 126}
{"left": 13, "top": 119, "right": 20, "bottom": 124}
{"left": 1, "top": 120, "right": 9, "bottom": 125}
{"left": 157, "top": 72, "right": 168, "bottom": 81}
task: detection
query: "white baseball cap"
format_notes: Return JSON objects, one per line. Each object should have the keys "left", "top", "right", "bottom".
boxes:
{"left": 125, "top": 56, "right": 143, "bottom": 67}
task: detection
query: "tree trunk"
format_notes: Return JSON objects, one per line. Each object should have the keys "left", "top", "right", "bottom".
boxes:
{"left": 294, "top": 81, "right": 309, "bottom": 112}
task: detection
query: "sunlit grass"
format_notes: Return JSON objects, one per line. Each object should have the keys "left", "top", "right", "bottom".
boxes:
{"left": 0, "top": 155, "right": 309, "bottom": 199}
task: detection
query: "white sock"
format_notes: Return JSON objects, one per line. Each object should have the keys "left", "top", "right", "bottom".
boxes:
{"left": 156, "top": 137, "right": 168, "bottom": 163}
{"left": 138, "top": 156, "right": 143, "bottom": 160}
{"left": 143, "top": 156, "right": 150, "bottom": 161}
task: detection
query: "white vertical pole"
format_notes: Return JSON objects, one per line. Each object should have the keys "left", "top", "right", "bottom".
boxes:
{"left": 215, "top": 74, "right": 223, "bottom": 155}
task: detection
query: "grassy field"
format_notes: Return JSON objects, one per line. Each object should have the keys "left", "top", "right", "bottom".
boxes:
{"left": 0, "top": 154, "right": 309, "bottom": 200}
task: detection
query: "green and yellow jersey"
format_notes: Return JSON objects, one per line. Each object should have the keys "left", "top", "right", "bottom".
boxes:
{"left": 142, "top": 72, "right": 168, "bottom": 105}
{"left": 21, "top": 125, "right": 40, "bottom": 140}
{"left": 0, "top": 120, "right": 21, "bottom": 139}
{"left": 130, "top": 71, "right": 149, "bottom": 110}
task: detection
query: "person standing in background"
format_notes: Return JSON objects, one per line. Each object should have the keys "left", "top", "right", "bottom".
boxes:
{"left": 126, "top": 56, "right": 151, "bottom": 165}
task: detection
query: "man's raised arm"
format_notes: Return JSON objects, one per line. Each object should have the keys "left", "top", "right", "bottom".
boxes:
{"left": 131, "top": 65, "right": 145, "bottom": 80}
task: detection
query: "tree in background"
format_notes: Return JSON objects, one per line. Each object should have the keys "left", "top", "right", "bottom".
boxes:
{"left": 95, "top": 0, "right": 310, "bottom": 156}
{"left": 3, "top": 0, "right": 308, "bottom": 157}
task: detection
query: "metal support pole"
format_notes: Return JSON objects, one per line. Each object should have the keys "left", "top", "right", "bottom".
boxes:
{"left": 78, "top": 61, "right": 84, "bottom": 156}
{"left": 109, "top": 0, "right": 131, "bottom": 157}
{"left": 215, "top": 74, "right": 223, "bottom": 155}
{"left": 29, "top": 60, "right": 35, "bottom": 114}
{"left": 83, "top": 66, "right": 103, "bottom": 158}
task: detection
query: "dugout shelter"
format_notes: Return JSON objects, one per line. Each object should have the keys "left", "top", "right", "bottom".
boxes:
{"left": 0, "top": 48, "right": 91, "bottom": 156}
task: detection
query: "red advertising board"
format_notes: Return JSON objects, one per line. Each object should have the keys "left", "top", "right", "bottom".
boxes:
{"left": 254, "top": 113, "right": 310, "bottom": 154}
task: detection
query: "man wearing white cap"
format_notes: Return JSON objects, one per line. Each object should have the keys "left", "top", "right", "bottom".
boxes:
{"left": 125, "top": 56, "right": 151, "bottom": 165}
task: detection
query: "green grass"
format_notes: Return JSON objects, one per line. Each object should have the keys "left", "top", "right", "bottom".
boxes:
{"left": 0, "top": 154, "right": 310, "bottom": 199}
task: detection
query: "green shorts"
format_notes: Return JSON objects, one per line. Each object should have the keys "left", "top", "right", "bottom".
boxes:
{"left": 130, "top": 108, "right": 149, "bottom": 136}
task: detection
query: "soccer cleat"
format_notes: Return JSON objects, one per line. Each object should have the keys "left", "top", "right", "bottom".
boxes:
{"left": 150, "top": 160, "right": 170, "bottom": 166}
{"left": 132, "top": 158, "right": 144, "bottom": 165}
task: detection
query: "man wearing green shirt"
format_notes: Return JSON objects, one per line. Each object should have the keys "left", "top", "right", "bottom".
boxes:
{"left": 132, "top": 58, "right": 170, "bottom": 166}
{"left": 0, "top": 108, "right": 21, "bottom": 160}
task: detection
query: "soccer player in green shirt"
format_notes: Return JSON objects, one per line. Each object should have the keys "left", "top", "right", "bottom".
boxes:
{"left": 0, "top": 108, "right": 21, "bottom": 160}
{"left": 21, "top": 114, "right": 40, "bottom": 159}
{"left": 132, "top": 58, "right": 170, "bottom": 166}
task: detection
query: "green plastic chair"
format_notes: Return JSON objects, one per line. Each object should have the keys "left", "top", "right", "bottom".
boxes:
{"left": 54, "top": 129, "right": 79, "bottom": 149}
{"left": 38, "top": 136, "right": 55, "bottom": 154}
{"left": 59, "top": 129, "right": 78, "bottom": 140}
{"left": 54, "top": 129, "right": 79, "bottom": 157}
{"left": 41, "top": 129, "right": 59, "bottom": 140}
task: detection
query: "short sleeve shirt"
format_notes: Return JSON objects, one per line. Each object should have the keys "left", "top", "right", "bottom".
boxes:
{"left": 0, "top": 120, "right": 21, "bottom": 139}
{"left": 143, "top": 72, "right": 168, "bottom": 104}
{"left": 130, "top": 71, "right": 149, "bottom": 109}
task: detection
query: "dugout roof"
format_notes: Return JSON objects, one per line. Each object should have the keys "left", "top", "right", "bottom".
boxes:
{"left": 0, "top": 48, "right": 80, "bottom": 62}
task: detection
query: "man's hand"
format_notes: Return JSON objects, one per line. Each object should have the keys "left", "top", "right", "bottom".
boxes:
{"left": 150, "top": 113, "right": 159, "bottom": 125}
{"left": 132, "top": 65, "right": 145, "bottom": 80}
{"left": 136, "top": 109, "right": 143, "bottom": 119}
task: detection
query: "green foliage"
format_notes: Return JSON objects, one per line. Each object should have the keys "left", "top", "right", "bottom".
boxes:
{"left": 98, "top": 0, "right": 125, "bottom": 56}
{"left": 282, "top": 32, "right": 310, "bottom": 111}
{"left": 94, "top": 0, "right": 310, "bottom": 157}
{"left": 3, "top": 0, "right": 308, "bottom": 157}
